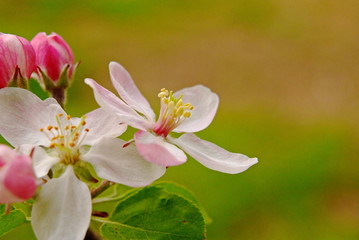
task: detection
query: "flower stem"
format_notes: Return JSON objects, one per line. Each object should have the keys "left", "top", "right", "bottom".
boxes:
{"left": 91, "top": 180, "right": 113, "bottom": 198}
{"left": 51, "top": 87, "right": 66, "bottom": 108}
{"left": 85, "top": 228, "right": 101, "bottom": 240}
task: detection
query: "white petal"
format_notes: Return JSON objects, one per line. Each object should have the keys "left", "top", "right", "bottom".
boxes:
{"left": 85, "top": 78, "right": 151, "bottom": 131}
{"left": 109, "top": 62, "right": 156, "bottom": 121}
{"left": 83, "top": 137, "right": 166, "bottom": 187}
{"left": 173, "top": 85, "right": 219, "bottom": 133}
{"left": 134, "top": 130, "right": 187, "bottom": 167}
{"left": 170, "top": 133, "right": 258, "bottom": 174}
{"left": 32, "top": 147, "right": 60, "bottom": 178}
{"left": 81, "top": 108, "right": 127, "bottom": 145}
{"left": 15, "top": 144, "right": 59, "bottom": 178}
{"left": 31, "top": 166, "right": 91, "bottom": 240}
{"left": 0, "top": 88, "right": 65, "bottom": 147}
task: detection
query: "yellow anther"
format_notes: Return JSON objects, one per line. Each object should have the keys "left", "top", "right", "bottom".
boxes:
{"left": 54, "top": 126, "right": 59, "bottom": 130}
{"left": 85, "top": 128, "right": 90, "bottom": 132}
{"left": 183, "top": 111, "right": 191, "bottom": 118}
{"left": 81, "top": 121, "right": 86, "bottom": 126}
{"left": 51, "top": 137, "right": 58, "bottom": 141}
{"left": 47, "top": 126, "right": 53, "bottom": 131}
{"left": 71, "top": 126, "right": 76, "bottom": 129}
{"left": 176, "top": 99, "right": 183, "bottom": 108}
{"left": 65, "top": 126, "right": 69, "bottom": 130}
{"left": 58, "top": 114, "right": 63, "bottom": 117}
{"left": 69, "top": 142, "right": 75, "bottom": 147}
{"left": 176, "top": 106, "right": 184, "bottom": 117}
{"left": 75, "top": 132, "right": 80, "bottom": 137}
{"left": 66, "top": 115, "right": 71, "bottom": 120}
{"left": 40, "top": 128, "right": 44, "bottom": 132}
{"left": 72, "top": 137, "right": 78, "bottom": 142}
{"left": 60, "top": 143, "right": 65, "bottom": 147}
{"left": 49, "top": 143, "right": 55, "bottom": 148}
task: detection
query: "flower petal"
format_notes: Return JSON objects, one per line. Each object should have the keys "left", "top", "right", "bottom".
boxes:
{"left": 31, "top": 166, "right": 91, "bottom": 240}
{"left": 173, "top": 85, "right": 219, "bottom": 133}
{"left": 83, "top": 137, "right": 165, "bottom": 187}
{"left": 170, "top": 133, "right": 258, "bottom": 174}
{"left": 110, "top": 62, "right": 155, "bottom": 121}
{"left": 0, "top": 87, "right": 65, "bottom": 147}
{"left": 80, "top": 108, "right": 127, "bottom": 145}
{"left": 134, "top": 130, "right": 187, "bottom": 167}
{"left": 15, "top": 144, "right": 59, "bottom": 178}
{"left": 85, "top": 78, "right": 151, "bottom": 131}
{"left": 32, "top": 147, "right": 60, "bottom": 178}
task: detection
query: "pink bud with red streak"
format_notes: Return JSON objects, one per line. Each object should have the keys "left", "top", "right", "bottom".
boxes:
{"left": 31, "top": 32, "right": 75, "bottom": 82}
{"left": 0, "top": 33, "right": 36, "bottom": 88}
{"left": 0, "top": 145, "right": 37, "bottom": 203}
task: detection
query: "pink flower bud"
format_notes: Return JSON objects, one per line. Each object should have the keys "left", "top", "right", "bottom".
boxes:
{"left": 31, "top": 32, "right": 75, "bottom": 82}
{"left": 0, "top": 145, "right": 37, "bottom": 203}
{"left": 0, "top": 33, "right": 36, "bottom": 88}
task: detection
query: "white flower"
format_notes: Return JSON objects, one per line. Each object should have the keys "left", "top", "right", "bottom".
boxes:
{"left": 0, "top": 87, "right": 166, "bottom": 240}
{"left": 85, "top": 62, "right": 258, "bottom": 173}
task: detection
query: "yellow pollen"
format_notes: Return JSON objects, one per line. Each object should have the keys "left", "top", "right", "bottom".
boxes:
{"left": 183, "top": 111, "right": 191, "bottom": 118}
{"left": 47, "top": 126, "right": 53, "bottom": 131}
{"left": 75, "top": 132, "right": 80, "bottom": 137}
{"left": 54, "top": 126, "right": 59, "bottom": 130}
{"left": 65, "top": 126, "right": 69, "bottom": 130}
{"left": 58, "top": 114, "right": 63, "bottom": 117}
{"left": 85, "top": 128, "right": 90, "bottom": 132}
{"left": 40, "top": 128, "right": 44, "bottom": 132}
{"left": 66, "top": 115, "right": 71, "bottom": 120}
{"left": 49, "top": 143, "right": 55, "bottom": 148}
{"left": 69, "top": 142, "right": 75, "bottom": 147}
{"left": 71, "top": 126, "right": 76, "bottom": 129}
{"left": 81, "top": 121, "right": 86, "bottom": 126}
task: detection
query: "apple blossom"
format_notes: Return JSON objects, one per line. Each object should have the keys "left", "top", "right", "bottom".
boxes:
{"left": 31, "top": 32, "right": 75, "bottom": 83}
{"left": 0, "top": 87, "right": 166, "bottom": 240}
{"left": 0, "top": 33, "right": 36, "bottom": 88}
{"left": 0, "top": 144, "right": 37, "bottom": 204}
{"left": 85, "top": 62, "right": 258, "bottom": 173}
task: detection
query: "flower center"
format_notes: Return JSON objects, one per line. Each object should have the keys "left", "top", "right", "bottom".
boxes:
{"left": 153, "top": 88, "right": 193, "bottom": 137}
{"left": 39, "top": 114, "right": 90, "bottom": 165}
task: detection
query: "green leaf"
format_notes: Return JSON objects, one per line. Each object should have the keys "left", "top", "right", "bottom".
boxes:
{"left": 99, "top": 186, "right": 206, "bottom": 240}
{"left": 153, "top": 182, "right": 212, "bottom": 224}
{"left": 0, "top": 204, "right": 27, "bottom": 237}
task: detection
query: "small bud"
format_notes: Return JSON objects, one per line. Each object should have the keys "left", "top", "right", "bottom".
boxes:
{"left": 31, "top": 32, "right": 75, "bottom": 84}
{"left": 0, "top": 145, "right": 37, "bottom": 203}
{"left": 0, "top": 33, "right": 36, "bottom": 89}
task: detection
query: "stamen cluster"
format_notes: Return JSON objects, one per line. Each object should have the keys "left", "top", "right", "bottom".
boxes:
{"left": 153, "top": 88, "right": 194, "bottom": 137}
{"left": 39, "top": 114, "right": 89, "bottom": 165}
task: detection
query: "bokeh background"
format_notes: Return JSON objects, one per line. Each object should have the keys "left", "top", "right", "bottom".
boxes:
{"left": 1, "top": 0, "right": 358, "bottom": 239}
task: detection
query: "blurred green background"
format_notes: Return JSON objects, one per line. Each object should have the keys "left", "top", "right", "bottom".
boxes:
{"left": 1, "top": 0, "right": 358, "bottom": 239}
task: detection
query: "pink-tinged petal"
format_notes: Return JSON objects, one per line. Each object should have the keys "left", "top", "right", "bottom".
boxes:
{"left": 0, "top": 87, "right": 66, "bottom": 147}
{"left": 83, "top": 137, "right": 166, "bottom": 187}
{"left": 0, "top": 34, "right": 36, "bottom": 87}
{"left": 109, "top": 62, "right": 155, "bottom": 121}
{"left": 170, "top": 133, "right": 258, "bottom": 174}
{"left": 173, "top": 85, "right": 219, "bottom": 133}
{"left": 17, "top": 36, "right": 37, "bottom": 79}
{"left": 31, "top": 32, "right": 74, "bottom": 81}
{"left": 3, "top": 155, "right": 37, "bottom": 200}
{"left": 81, "top": 108, "right": 127, "bottom": 145}
{"left": 85, "top": 78, "right": 151, "bottom": 130}
{"left": 0, "top": 144, "right": 37, "bottom": 203}
{"left": 134, "top": 130, "right": 187, "bottom": 167}
{"left": 31, "top": 166, "right": 91, "bottom": 240}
